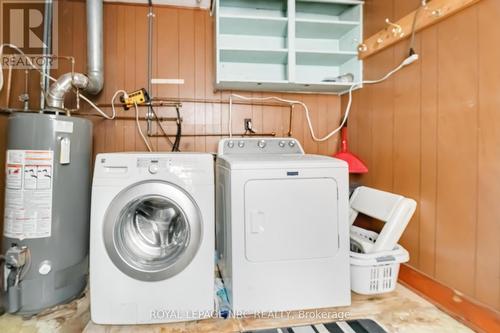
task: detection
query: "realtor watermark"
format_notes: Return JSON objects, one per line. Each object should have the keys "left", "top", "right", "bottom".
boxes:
{"left": 1, "top": 0, "right": 58, "bottom": 68}
{"left": 150, "top": 309, "right": 351, "bottom": 321}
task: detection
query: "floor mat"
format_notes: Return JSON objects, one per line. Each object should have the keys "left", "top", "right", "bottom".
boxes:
{"left": 243, "top": 319, "right": 387, "bottom": 333}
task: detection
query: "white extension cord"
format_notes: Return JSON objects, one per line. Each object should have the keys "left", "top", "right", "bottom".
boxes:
{"left": 229, "top": 54, "right": 419, "bottom": 142}
{"left": 134, "top": 101, "right": 153, "bottom": 152}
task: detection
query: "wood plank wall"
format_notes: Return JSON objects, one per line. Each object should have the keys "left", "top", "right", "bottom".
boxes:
{"left": 0, "top": 0, "right": 342, "bottom": 155}
{"left": 345, "top": 0, "right": 500, "bottom": 311}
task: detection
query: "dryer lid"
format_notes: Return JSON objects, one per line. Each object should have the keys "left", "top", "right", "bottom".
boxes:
{"left": 217, "top": 154, "right": 348, "bottom": 170}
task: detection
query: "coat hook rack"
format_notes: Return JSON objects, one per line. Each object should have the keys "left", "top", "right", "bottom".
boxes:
{"left": 385, "top": 18, "right": 404, "bottom": 37}
{"left": 358, "top": 0, "right": 483, "bottom": 59}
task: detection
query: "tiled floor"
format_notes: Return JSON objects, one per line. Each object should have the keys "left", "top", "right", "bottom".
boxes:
{"left": 0, "top": 284, "right": 474, "bottom": 333}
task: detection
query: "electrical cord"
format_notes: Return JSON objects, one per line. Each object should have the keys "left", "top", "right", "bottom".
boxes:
{"left": 150, "top": 106, "right": 175, "bottom": 149}
{"left": 134, "top": 101, "right": 153, "bottom": 152}
{"left": 409, "top": 1, "right": 427, "bottom": 56}
{"left": 228, "top": 54, "right": 418, "bottom": 142}
{"left": 172, "top": 107, "right": 182, "bottom": 152}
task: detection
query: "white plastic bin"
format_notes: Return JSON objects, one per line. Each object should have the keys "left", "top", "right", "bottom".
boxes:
{"left": 350, "top": 226, "right": 409, "bottom": 295}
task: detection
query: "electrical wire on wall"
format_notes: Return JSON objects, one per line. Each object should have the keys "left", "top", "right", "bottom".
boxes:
{"left": 228, "top": 1, "right": 425, "bottom": 142}
{"left": 228, "top": 54, "right": 418, "bottom": 142}
{"left": 134, "top": 101, "right": 153, "bottom": 152}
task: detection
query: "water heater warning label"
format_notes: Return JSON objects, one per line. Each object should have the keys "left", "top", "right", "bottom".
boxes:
{"left": 4, "top": 150, "right": 54, "bottom": 239}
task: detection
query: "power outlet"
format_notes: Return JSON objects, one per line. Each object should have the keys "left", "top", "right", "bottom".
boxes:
{"left": 244, "top": 118, "right": 254, "bottom": 133}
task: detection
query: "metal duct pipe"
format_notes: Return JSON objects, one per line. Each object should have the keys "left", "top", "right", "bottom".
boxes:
{"left": 46, "top": 0, "right": 103, "bottom": 109}
{"left": 85, "top": 0, "right": 104, "bottom": 94}
{"left": 40, "top": 0, "right": 53, "bottom": 109}
{"left": 46, "top": 73, "right": 89, "bottom": 109}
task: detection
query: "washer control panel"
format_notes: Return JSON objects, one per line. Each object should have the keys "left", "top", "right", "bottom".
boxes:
{"left": 218, "top": 138, "right": 304, "bottom": 155}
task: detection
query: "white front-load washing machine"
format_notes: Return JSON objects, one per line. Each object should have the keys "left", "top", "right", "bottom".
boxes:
{"left": 90, "top": 153, "right": 214, "bottom": 325}
{"left": 216, "top": 138, "right": 351, "bottom": 313}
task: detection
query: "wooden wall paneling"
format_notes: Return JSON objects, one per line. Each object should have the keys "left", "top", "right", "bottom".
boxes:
{"left": 261, "top": 92, "right": 284, "bottom": 140}
{"left": 476, "top": 0, "right": 500, "bottom": 310}
{"left": 419, "top": 25, "right": 439, "bottom": 277}
{"left": 435, "top": 6, "right": 478, "bottom": 296}
{"left": 104, "top": 4, "right": 117, "bottom": 153}
{"left": 325, "top": 96, "right": 340, "bottom": 155}
{"left": 178, "top": 9, "right": 196, "bottom": 152}
{"left": 123, "top": 6, "right": 138, "bottom": 152}
{"left": 194, "top": 10, "right": 206, "bottom": 152}
{"left": 156, "top": 6, "right": 179, "bottom": 152}
{"left": 317, "top": 95, "right": 329, "bottom": 155}
{"left": 134, "top": 6, "right": 151, "bottom": 152}
{"left": 392, "top": 0, "right": 422, "bottom": 267}
{"left": 392, "top": 38, "right": 422, "bottom": 268}
{"left": 114, "top": 5, "right": 127, "bottom": 153}
{"left": 367, "top": 47, "right": 395, "bottom": 192}
{"left": 363, "top": 0, "right": 395, "bottom": 38}
{"left": 343, "top": 90, "right": 358, "bottom": 159}
{"left": 284, "top": 92, "right": 304, "bottom": 146}
{"left": 354, "top": 56, "right": 374, "bottom": 187}
{"left": 251, "top": 91, "right": 264, "bottom": 139}
{"left": 204, "top": 14, "right": 220, "bottom": 153}
{"left": 301, "top": 94, "right": 318, "bottom": 154}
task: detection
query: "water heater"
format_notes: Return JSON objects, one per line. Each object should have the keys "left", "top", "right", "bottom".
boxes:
{"left": 2, "top": 112, "right": 92, "bottom": 315}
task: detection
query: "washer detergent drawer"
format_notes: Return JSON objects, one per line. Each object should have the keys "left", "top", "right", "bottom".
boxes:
{"left": 244, "top": 178, "right": 339, "bottom": 262}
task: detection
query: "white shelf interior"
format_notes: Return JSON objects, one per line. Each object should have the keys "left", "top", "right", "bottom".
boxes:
{"left": 216, "top": 0, "right": 363, "bottom": 93}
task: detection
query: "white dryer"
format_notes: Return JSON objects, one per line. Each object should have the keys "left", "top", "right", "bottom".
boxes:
{"left": 216, "top": 138, "right": 351, "bottom": 313}
{"left": 90, "top": 153, "right": 214, "bottom": 324}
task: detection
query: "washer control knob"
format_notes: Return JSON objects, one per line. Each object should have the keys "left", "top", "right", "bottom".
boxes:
{"left": 227, "top": 140, "right": 234, "bottom": 148}
{"left": 289, "top": 140, "right": 296, "bottom": 147}
{"left": 39, "top": 261, "right": 52, "bottom": 275}
{"left": 258, "top": 140, "right": 266, "bottom": 148}
{"left": 238, "top": 141, "right": 245, "bottom": 148}
{"left": 148, "top": 164, "right": 159, "bottom": 174}
{"left": 279, "top": 140, "right": 286, "bottom": 148}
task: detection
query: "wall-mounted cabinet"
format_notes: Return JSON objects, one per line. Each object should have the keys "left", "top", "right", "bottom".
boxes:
{"left": 215, "top": 0, "right": 363, "bottom": 94}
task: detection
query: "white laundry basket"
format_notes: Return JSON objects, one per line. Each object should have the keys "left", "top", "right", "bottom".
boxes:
{"left": 350, "top": 226, "right": 409, "bottom": 295}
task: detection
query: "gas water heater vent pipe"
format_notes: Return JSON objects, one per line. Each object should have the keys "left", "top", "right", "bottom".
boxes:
{"left": 46, "top": 0, "right": 104, "bottom": 109}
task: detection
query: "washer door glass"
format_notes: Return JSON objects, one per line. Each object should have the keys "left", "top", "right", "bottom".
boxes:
{"left": 104, "top": 181, "right": 203, "bottom": 281}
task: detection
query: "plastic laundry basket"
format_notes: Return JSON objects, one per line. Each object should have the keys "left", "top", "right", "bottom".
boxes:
{"left": 350, "top": 226, "right": 409, "bottom": 295}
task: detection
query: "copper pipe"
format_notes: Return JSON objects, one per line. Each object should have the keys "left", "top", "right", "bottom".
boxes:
{"left": 152, "top": 97, "right": 289, "bottom": 108}
{"left": 96, "top": 101, "right": 182, "bottom": 108}
{"left": 149, "top": 132, "right": 276, "bottom": 138}
{"left": 73, "top": 112, "right": 180, "bottom": 122}
{"left": 96, "top": 97, "right": 290, "bottom": 109}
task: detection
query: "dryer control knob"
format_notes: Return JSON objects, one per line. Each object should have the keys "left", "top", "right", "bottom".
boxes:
{"left": 279, "top": 140, "right": 286, "bottom": 148}
{"left": 238, "top": 141, "right": 245, "bottom": 148}
{"left": 258, "top": 140, "right": 266, "bottom": 148}
{"left": 227, "top": 141, "right": 235, "bottom": 148}
{"left": 289, "top": 140, "right": 296, "bottom": 147}
{"left": 148, "top": 164, "right": 159, "bottom": 174}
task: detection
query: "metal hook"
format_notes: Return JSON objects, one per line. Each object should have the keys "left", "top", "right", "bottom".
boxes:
{"left": 431, "top": 8, "right": 442, "bottom": 17}
{"left": 357, "top": 43, "right": 368, "bottom": 52}
{"left": 385, "top": 18, "right": 404, "bottom": 37}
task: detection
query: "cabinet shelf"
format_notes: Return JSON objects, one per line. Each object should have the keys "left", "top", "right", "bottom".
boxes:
{"left": 220, "top": 48, "right": 288, "bottom": 64}
{"left": 215, "top": 0, "right": 363, "bottom": 94}
{"left": 296, "top": 50, "right": 357, "bottom": 66}
{"left": 296, "top": 19, "right": 359, "bottom": 39}
{"left": 219, "top": 0, "right": 287, "bottom": 18}
{"left": 220, "top": 15, "right": 288, "bottom": 37}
